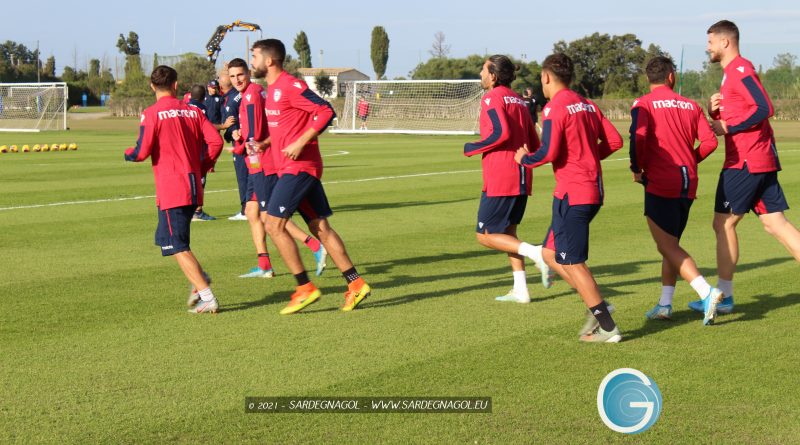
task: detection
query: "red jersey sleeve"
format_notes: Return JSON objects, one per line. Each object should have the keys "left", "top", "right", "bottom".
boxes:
{"left": 629, "top": 101, "right": 649, "bottom": 173}
{"left": 520, "top": 105, "right": 563, "bottom": 168}
{"left": 200, "top": 116, "right": 224, "bottom": 175}
{"left": 124, "top": 111, "right": 158, "bottom": 162}
{"left": 726, "top": 69, "right": 774, "bottom": 135}
{"left": 694, "top": 108, "right": 718, "bottom": 162}
{"left": 597, "top": 108, "right": 623, "bottom": 160}
{"left": 463, "top": 98, "right": 511, "bottom": 156}
{"left": 288, "top": 81, "right": 336, "bottom": 134}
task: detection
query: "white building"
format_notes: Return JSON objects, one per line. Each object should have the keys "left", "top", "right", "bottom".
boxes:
{"left": 297, "top": 68, "right": 369, "bottom": 98}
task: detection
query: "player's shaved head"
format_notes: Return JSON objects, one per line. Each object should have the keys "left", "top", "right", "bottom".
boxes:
{"left": 150, "top": 65, "right": 177, "bottom": 91}
{"left": 252, "top": 39, "right": 286, "bottom": 66}
{"left": 707, "top": 20, "right": 739, "bottom": 43}
{"left": 542, "top": 53, "right": 574, "bottom": 86}
{"left": 645, "top": 56, "right": 675, "bottom": 85}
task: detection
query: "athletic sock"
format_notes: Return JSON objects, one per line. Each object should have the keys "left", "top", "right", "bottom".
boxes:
{"left": 589, "top": 301, "right": 616, "bottom": 332}
{"left": 198, "top": 287, "right": 215, "bottom": 302}
{"left": 717, "top": 279, "right": 733, "bottom": 298}
{"left": 518, "top": 242, "right": 544, "bottom": 265}
{"left": 513, "top": 270, "right": 527, "bottom": 295}
{"left": 690, "top": 276, "right": 712, "bottom": 299}
{"left": 342, "top": 267, "right": 360, "bottom": 284}
{"left": 294, "top": 271, "right": 310, "bottom": 286}
{"left": 659, "top": 286, "right": 676, "bottom": 306}
{"left": 304, "top": 236, "right": 322, "bottom": 253}
{"left": 258, "top": 253, "right": 272, "bottom": 271}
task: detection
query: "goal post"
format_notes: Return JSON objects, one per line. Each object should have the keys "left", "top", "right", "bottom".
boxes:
{"left": 332, "top": 80, "right": 483, "bottom": 135}
{"left": 0, "top": 82, "right": 68, "bottom": 132}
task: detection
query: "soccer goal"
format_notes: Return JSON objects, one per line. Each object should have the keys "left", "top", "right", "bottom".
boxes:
{"left": 0, "top": 83, "right": 68, "bottom": 132}
{"left": 333, "top": 80, "right": 483, "bottom": 135}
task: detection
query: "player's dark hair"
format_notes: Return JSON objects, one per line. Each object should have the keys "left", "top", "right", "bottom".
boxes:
{"left": 486, "top": 54, "right": 518, "bottom": 87}
{"left": 707, "top": 20, "right": 739, "bottom": 43}
{"left": 228, "top": 58, "right": 248, "bottom": 71}
{"left": 542, "top": 53, "right": 574, "bottom": 85}
{"left": 252, "top": 39, "right": 286, "bottom": 66}
{"left": 645, "top": 56, "right": 675, "bottom": 84}
{"left": 150, "top": 65, "right": 177, "bottom": 90}
{"left": 190, "top": 84, "right": 206, "bottom": 102}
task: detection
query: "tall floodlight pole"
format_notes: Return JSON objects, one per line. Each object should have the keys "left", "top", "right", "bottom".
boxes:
{"left": 678, "top": 44, "right": 685, "bottom": 95}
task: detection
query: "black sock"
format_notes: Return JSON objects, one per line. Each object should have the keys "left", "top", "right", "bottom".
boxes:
{"left": 294, "top": 271, "right": 310, "bottom": 286}
{"left": 589, "top": 301, "right": 616, "bottom": 332}
{"left": 342, "top": 267, "right": 360, "bottom": 284}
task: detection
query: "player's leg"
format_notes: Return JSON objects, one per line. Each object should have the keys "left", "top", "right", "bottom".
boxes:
{"left": 228, "top": 153, "right": 249, "bottom": 220}
{"left": 285, "top": 220, "right": 328, "bottom": 276}
{"left": 241, "top": 175, "right": 273, "bottom": 278}
{"left": 489, "top": 224, "right": 531, "bottom": 303}
{"left": 193, "top": 174, "right": 216, "bottom": 221}
{"left": 754, "top": 173, "right": 800, "bottom": 260}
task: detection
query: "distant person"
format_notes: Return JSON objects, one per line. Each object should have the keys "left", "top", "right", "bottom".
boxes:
{"left": 204, "top": 80, "right": 224, "bottom": 125}
{"left": 218, "top": 64, "right": 248, "bottom": 221}
{"left": 463, "top": 55, "right": 551, "bottom": 304}
{"left": 187, "top": 84, "right": 216, "bottom": 222}
{"left": 522, "top": 87, "right": 538, "bottom": 125}
{"left": 689, "top": 20, "right": 800, "bottom": 316}
{"left": 515, "top": 53, "right": 624, "bottom": 343}
{"left": 630, "top": 56, "right": 722, "bottom": 325}
{"left": 123, "top": 65, "right": 223, "bottom": 313}
{"left": 357, "top": 96, "right": 370, "bottom": 130}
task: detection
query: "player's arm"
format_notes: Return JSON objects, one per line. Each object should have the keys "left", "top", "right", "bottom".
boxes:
{"left": 597, "top": 114, "right": 623, "bottom": 160}
{"left": 232, "top": 102, "right": 256, "bottom": 156}
{"left": 694, "top": 109, "right": 718, "bottom": 162}
{"left": 200, "top": 117, "right": 224, "bottom": 175}
{"left": 724, "top": 74, "right": 774, "bottom": 135}
{"left": 517, "top": 111, "right": 563, "bottom": 168}
{"left": 628, "top": 105, "right": 649, "bottom": 174}
{"left": 124, "top": 112, "right": 157, "bottom": 162}
{"left": 463, "top": 105, "right": 511, "bottom": 157}
{"left": 290, "top": 86, "right": 336, "bottom": 135}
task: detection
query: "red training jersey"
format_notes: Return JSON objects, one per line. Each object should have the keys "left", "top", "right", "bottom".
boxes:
{"left": 464, "top": 85, "right": 539, "bottom": 196}
{"left": 234, "top": 82, "right": 273, "bottom": 175}
{"left": 630, "top": 86, "right": 718, "bottom": 199}
{"left": 520, "top": 89, "right": 623, "bottom": 205}
{"left": 265, "top": 71, "right": 335, "bottom": 179}
{"left": 124, "top": 96, "right": 223, "bottom": 210}
{"left": 711, "top": 55, "right": 779, "bottom": 173}
{"left": 357, "top": 100, "right": 370, "bottom": 117}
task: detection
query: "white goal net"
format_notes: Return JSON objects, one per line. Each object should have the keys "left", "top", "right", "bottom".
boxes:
{"left": 333, "top": 80, "right": 483, "bottom": 135}
{"left": 0, "top": 83, "right": 68, "bottom": 132}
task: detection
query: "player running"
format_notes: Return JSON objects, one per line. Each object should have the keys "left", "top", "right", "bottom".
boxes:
{"left": 124, "top": 65, "right": 223, "bottom": 313}
{"left": 250, "top": 38, "right": 370, "bottom": 314}
{"left": 630, "top": 56, "right": 723, "bottom": 325}
{"left": 688, "top": 20, "right": 800, "bottom": 315}
{"left": 515, "top": 53, "right": 624, "bottom": 342}
{"left": 464, "top": 54, "right": 552, "bottom": 304}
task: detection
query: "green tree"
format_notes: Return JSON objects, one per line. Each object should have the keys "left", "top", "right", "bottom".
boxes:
{"left": 116, "top": 32, "right": 140, "bottom": 56}
{"left": 89, "top": 59, "right": 100, "bottom": 78}
{"left": 293, "top": 31, "right": 312, "bottom": 68}
{"left": 370, "top": 26, "right": 390, "bottom": 79}
{"left": 314, "top": 70, "right": 334, "bottom": 98}
{"left": 283, "top": 54, "right": 302, "bottom": 78}
{"left": 174, "top": 54, "right": 217, "bottom": 95}
{"left": 411, "top": 54, "right": 483, "bottom": 79}
{"left": 43, "top": 56, "right": 56, "bottom": 77}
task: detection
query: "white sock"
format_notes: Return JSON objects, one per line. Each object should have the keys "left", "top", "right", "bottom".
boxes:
{"left": 658, "top": 286, "right": 675, "bottom": 306}
{"left": 198, "top": 287, "right": 215, "bottom": 302}
{"left": 690, "top": 276, "right": 712, "bottom": 299}
{"left": 717, "top": 279, "right": 733, "bottom": 298}
{"left": 513, "top": 270, "right": 528, "bottom": 295}
{"left": 518, "top": 242, "right": 543, "bottom": 265}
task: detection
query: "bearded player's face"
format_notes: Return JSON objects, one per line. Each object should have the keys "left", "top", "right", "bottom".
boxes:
{"left": 250, "top": 49, "right": 268, "bottom": 79}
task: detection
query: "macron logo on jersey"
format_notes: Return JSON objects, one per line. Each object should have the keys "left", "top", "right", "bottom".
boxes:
{"left": 502, "top": 96, "right": 526, "bottom": 106}
{"left": 632, "top": 99, "right": 639, "bottom": 107}
{"left": 245, "top": 94, "right": 252, "bottom": 101}
{"left": 140, "top": 114, "right": 146, "bottom": 123}
{"left": 543, "top": 107, "right": 551, "bottom": 117}
{"left": 566, "top": 102, "right": 597, "bottom": 115}
{"left": 293, "top": 82, "right": 302, "bottom": 89}
{"left": 651, "top": 99, "right": 695, "bottom": 110}
{"left": 737, "top": 66, "right": 745, "bottom": 73}
{"left": 560, "top": 252, "right": 567, "bottom": 260}
{"left": 157, "top": 109, "right": 199, "bottom": 120}
{"left": 279, "top": 206, "right": 286, "bottom": 213}
{"left": 484, "top": 98, "right": 491, "bottom": 106}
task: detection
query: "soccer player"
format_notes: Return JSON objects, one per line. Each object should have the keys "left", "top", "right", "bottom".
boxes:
{"left": 630, "top": 56, "right": 723, "bottom": 325}
{"left": 689, "top": 20, "right": 800, "bottom": 315}
{"left": 186, "top": 84, "right": 218, "bottom": 222}
{"left": 204, "top": 80, "right": 223, "bottom": 126}
{"left": 463, "top": 54, "right": 552, "bottom": 304}
{"left": 250, "top": 38, "right": 370, "bottom": 314}
{"left": 514, "top": 53, "right": 624, "bottom": 343}
{"left": 123, "top": 65, "right": 223, "bottom": 313}
{"left": 218, "top": 65, "right": 248, "bottom": 221}
{"left": 228, "top": 58, "right": 327, "bottom": 279}
{"left": 357, "top": 96, "right": 370, "bottom": 130}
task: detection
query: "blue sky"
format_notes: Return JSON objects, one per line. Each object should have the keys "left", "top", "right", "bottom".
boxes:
{"left": 5, "top": 0, "right": 800, "bottom": 78}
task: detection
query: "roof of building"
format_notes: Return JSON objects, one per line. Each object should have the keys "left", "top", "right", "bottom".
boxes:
{"left": 297, "top": 67, "right": 367, "bottom": 77}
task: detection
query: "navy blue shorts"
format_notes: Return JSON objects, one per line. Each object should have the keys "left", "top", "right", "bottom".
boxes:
{"left": 644, "top": 192, "right": 693, "bottom": 239}
{"left": 267, "top": 173, "right": 333, "bottom": 223}
{"left": 476, "top": 193, "right": 528, "bottom": 234}
{"left": 542, "top": 195, "right": 600, "bottom": 265}
{"left": 715, "top": 166, "right": 789, "bottom": 215}
{"left": 245, "top": 173, "right": 273, "bottom": 212}
{"left": 155, "top": 205, "right": 196, "bottom": 256}
{"left": 233, "top": 154, "right": 248, "bottom": 206}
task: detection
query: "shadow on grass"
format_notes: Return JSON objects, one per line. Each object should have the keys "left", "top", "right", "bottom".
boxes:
{"left": 332, "top": 197, "right": 472, "bottom": 214}
{"left": 622, "top": 293, "right": 800, "bottom": 341}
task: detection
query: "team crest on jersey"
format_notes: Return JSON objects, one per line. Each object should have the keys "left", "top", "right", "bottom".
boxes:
{"left": 484, "top": 98, "right": 491, "bottom": 106}
{"left": 273, "top": 89, "right": 282, "bottom": 102}
{"left": 543, "top": 107, "right": 551, "bottom": 117}
{"left": 293, "top": 82, "right": 302, "bottom": 89}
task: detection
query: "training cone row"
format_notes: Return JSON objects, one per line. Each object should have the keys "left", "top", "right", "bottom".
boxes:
{"left": 0, "top": 143, "right": 78, "bottom": 153}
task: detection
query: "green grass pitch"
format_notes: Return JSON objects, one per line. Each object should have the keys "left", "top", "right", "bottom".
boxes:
{"left": 1, "top": 117, "right": 799, "bottom": 444}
